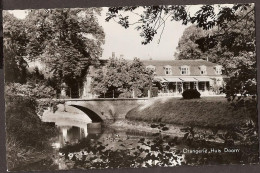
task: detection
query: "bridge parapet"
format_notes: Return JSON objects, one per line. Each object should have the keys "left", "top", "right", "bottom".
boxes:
{"left": 54, "top": 98, "right": 149, "bottom": 122}
{"left": 55, "top": 98, "right": 149, "bottom": 102}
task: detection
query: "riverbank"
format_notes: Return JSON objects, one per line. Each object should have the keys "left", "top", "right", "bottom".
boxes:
{"left": 5, "top": 95, "right": 59, "bottom": 171}
{"left": 109, "top": 119, "right": 186, "bottom": 137}
{"left": 126, "top": 97, "right": 250, "bottom": 129}
{"left": 109, "top": 119, "right": 228, "bottom": 143}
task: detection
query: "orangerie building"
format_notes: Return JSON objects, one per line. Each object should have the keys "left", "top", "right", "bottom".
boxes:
{"left": 143, "top": 59, "right": 226, "bottom": 97}
{"left": 81, "top": 58, "right": 226, "bottom": 98}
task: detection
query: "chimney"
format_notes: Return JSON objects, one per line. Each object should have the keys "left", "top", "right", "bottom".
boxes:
{"left": 112, "top": 52, "right": 115, "bottom": 58}
{"left": 120, "top": 54, "right": 124, "bottom": 59}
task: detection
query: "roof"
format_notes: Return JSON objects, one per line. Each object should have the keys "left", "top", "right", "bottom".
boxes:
{"left": 86, "top": 59, "right": 223, "bottom": 77}
{"left": 142, "top": 59, "right": 222, "bottom": 77}
{"left": 142, "top": 59, "right": 218, "bottom": 67}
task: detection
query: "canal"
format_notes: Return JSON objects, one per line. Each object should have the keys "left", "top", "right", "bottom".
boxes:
{"left": 14, "top": 113, "right": 258, "bottom": 171}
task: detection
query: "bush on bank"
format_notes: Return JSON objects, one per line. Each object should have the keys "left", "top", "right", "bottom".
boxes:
{"left": 5, "top": 95, "right": 57, "bottom": 147}
{"left": 5, "top": 85, "right": 58, "bottom": 170}
{"left": 182, "top": 89, "right": 201, "bottom": 99}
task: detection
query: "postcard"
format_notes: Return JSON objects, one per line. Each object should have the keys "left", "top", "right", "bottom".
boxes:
{"left": 3, "top": 3, "right": 258, "bottom": 171}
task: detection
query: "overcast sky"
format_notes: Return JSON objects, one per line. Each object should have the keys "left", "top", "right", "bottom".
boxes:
{"left": 7, "top": 4, "right": 234, "bottom": 60}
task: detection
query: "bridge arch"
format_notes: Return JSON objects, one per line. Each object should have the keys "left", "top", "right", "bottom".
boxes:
{"left": 70, "top": 105, "right": 103, "bottom": 122}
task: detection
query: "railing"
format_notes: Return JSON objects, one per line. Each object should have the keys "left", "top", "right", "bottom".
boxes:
{"left": 157, "top": 90, "right": 225, "bottom": 97}
{"left": 53, "top": 98, "right": 149, "bottom": 101}
{"left": 158, "top": 92, "right": 181, "bottom": 97}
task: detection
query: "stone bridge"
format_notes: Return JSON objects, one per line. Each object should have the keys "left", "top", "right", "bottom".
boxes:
{"left": 44, "top": 98, "right": 148, "bottom": 123}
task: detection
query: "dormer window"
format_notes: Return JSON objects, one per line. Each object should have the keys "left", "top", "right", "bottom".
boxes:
{"left": 181, "top": 66, "right": 190, "bottom": 75}
{"left": 146, "top": 65, "right": 156, "bottom": 71}
{"left": 164, "top": 65, "right": 172, "bottom": 75}
{"left": 215, "top": 65, "right": 222, "bottom": 75}
{"left": 200, "top": 65, "right": 207, "bottom": 75}
{"left": 146, "top": 65, "right": 156, "bottom": 74}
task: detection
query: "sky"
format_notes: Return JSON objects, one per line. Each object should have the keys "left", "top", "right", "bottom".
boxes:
{"left": 7, "top": 4, "right": 234, "bottom": 60}
{"left": 97, "top": 7, "right": 191, "bottom": 60}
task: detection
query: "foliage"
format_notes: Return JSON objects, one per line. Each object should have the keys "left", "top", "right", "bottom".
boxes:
{"left": 174, "top": 25, "right": 208, "bottom": 60}
{"left": 177, "top": 5, "right": 255, "bottom": 62}
{"left": 176, "top": 5, "right": 256, "bottom": 95}
{"left": 91, "top": 58, "right": 153, "bottom": 98}
{"left": 58, "top": 119, "right": 258, "bottom": 169}
{"left": 118, "top": 90, "right": 134, "bottom": 98}
{"left": 106, "top": 4, "right": 256, "bottom": 96}
{"left": 224, "top": 52, "right": 256, "bottom": 95}
{"left": 6, "top": 136, "right": 35, "bottom": 170}
{"left": 5, "top": 95, "right": 57, "bottom": 146}
{"left": 105, "top": 4, "right": 252, "bottom": 44}
{"left": 182, "top": 89, "right": 201, "bottom": 99}
{"left": 23, "top": 8, "right": 105, "bottom": 91}
{"left": 3, "top": 9, "right": 105, "bottom": 95}
{"left": 226, "top": 94, "right": 257, "bottom": 125}
{"left": 5, "top": 80, "right": 58, "bottom": 170}
{"left": 5, "top": 82, "right": 56, "bottom": 99}
{"left": 3, "top": 12, "right": 29, "bottom": 83}
{"left": 58, "top": 123, "right": 185, "bottom": 169}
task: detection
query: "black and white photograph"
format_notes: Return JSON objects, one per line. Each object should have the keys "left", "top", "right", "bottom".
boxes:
{"left": 3, "top": 3, "right": 258, "bottom": 171}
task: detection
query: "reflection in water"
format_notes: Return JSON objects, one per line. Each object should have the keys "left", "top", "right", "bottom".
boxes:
{"left": 53, "top": 123, "right": 101, "bottom": 149}
{"left": 48, "top": 118, "right": 103, "bottom": 170}
{"left": 40, "top": 116, "right": 251, "bottom": 171}
{"left": 58, "top": 126, "right": 86, "bottom": 148}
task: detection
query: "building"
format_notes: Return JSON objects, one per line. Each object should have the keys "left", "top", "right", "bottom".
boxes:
{"left": 143, "top": 59, "right": 226, "bottom": 96}
{"left": 81, "top": 58, "right": 226, "bottom": 98}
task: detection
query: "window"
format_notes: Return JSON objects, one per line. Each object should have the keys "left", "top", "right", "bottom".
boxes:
{"left": 200, "top": 66, "right": 207, "bottom": 75}
{"left": 198, "top": 82, "right": 205, "bottom": 91}
{"left": 164, "top": 65, "right": 172, "bottom": 75}
{"left": 215, "top": 66, "right": 222, "bottom": 74}
{"left": 165, "top": 67, "right": 172, "bottom": 75}
{"left": 146, "top": 65, "right": 156, "bottom": 73}
{"left": 181, "top": 66, "right": 189, "bottom": 75}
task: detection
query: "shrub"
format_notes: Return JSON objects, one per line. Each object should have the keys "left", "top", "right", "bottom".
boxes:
{"left": 5, "top": 95, "right": 58, "bottom": 148}
{"left": 5, "top": 94, "right": 59, "bottom": 170}
{"left": 5, "top": 82, "right": 56, "bottom": 98}
{"left": 182, "top": 89, "right": 201, "bottom": 99}
{"left": 118, "top": 91, "right": 132, "bottom": 98}
{"left": 118, "top": 89, "right": 143, "bottom": 98}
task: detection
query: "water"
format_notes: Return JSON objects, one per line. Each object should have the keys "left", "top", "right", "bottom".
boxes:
{"left": 47, "top": 118, "right": 187, "bottom": 170}
{"left": 16, "top": 116, "right": 258, "bottom": 171}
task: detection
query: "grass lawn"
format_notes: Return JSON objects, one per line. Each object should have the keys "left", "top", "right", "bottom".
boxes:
{"left": 126, "top": 97, "right": 251, "bottom": 128}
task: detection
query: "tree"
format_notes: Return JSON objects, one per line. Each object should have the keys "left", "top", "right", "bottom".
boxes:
{"left": 105, "top": 4, "right": 252, "bottom": 44}
{"left": 24, "top": 8, "right": 105, "bottom": 96}
{"left": 91, "top": 58, "right": 153, "bottom": 98}
{"left": 128, "top": 58, "right": 154, "bottom": 93}
{"left": 91, "top": 58, "right": 130, "bottom": 98}
{"left": 193, "top": 5, "right": 255, "bottom": 94}
{"left": 174, "top": 25, "right": 207, "bottom": 60}
{"left": 3, "top": 12, "right": 29, "bottom": 83}
{"left": 105, "top": 4, "right": 256, "bottom": 95}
